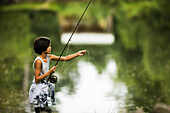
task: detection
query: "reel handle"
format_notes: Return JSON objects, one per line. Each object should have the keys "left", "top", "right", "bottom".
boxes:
{"left": 47, "top": 75, "right": 58, "bottom": 83}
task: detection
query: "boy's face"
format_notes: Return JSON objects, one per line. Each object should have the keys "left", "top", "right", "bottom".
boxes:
{"left": 44, "top": 43, "right": 51, "bottom": 54}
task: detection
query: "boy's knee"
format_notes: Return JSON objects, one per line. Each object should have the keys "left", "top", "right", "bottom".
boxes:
{"left": 51, "top": 83, "right": 55, "bottom": 88}
{"left": 49, "top": 83, "right": 55, "bottom": 90}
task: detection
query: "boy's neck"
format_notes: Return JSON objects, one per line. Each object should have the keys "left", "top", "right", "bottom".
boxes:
{"left": 40, "top": 52, "right": 47, "bottom": 59}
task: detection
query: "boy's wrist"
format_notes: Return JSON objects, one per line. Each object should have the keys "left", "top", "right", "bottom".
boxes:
{"left": 48, "top": 71, "right": 52, "bottom": 76}
{"left": 76, "top": 52, "right": 79, "bottom": 56}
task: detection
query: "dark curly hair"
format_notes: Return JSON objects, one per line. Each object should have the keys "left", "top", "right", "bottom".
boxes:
{"left": 34, "top": 36, "right": 51, "bottom": 55}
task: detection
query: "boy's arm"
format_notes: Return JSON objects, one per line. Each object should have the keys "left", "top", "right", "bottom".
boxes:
{"left": 34, "top": 60, "right": 57, "bottom": 83}
{"left": 49, "top": 50, "right": 86, "bottom": 61}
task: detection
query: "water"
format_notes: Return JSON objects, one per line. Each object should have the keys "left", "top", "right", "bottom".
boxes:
{"left": 55, "top": 60, "right": 127, "bottom": 113}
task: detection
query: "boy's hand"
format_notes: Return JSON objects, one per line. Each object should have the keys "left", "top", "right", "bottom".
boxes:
{"left": 77, "top": 50, "right": 86, "bottom": 56}
{"left": 50, "top": 65, "right": 57, "bottom": 74}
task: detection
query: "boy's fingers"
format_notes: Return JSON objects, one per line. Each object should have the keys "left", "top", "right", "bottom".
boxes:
{"left": 53, "top": 65, "right": 57, "bottom": 69}
{"left": 80, "top": 50, "right": 86, "bottom": 53}
{"left": 81, "top": 50, "right": 86, "bottom": 54}
{"left": 53, "top": 65, "right": 57, "bottom": 70}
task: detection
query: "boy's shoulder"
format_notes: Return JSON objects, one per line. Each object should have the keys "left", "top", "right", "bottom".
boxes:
{"left": 35, "top": 59, "right": 42, "bottom": 64}
{"left": 34, "top": 56, "right": 43, "bottom": 64}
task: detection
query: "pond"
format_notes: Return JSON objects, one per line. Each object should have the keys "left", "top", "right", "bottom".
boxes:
{"left": 55, "top": 60, "right": 127, "bottom": 113}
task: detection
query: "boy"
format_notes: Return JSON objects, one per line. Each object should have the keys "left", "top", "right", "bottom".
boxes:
{"left": 29, "top": 36, "right": 86, "bottom": 113}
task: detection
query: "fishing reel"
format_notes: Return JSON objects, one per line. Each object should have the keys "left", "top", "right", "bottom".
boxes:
{"left": 49, "top": 75, "right": 58, "bottom": 83}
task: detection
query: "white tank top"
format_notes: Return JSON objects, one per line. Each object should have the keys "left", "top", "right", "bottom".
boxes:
{"left": 32, "top": 55, "right": 50, "bottom": 83}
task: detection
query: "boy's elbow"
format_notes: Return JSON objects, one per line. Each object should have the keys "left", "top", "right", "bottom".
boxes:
{"left": 35, "top": 80, "right": 39, "bottom": 83}
{"left": 35, "top": 79, "right": 40, "bottom": 83}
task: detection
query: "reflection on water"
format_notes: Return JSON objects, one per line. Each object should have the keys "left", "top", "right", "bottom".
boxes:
{"left": 61, "top": 33, "right": 115, "bottom": 45}
{"left": 55, "top": 60, "right": 127, "bottom": 113}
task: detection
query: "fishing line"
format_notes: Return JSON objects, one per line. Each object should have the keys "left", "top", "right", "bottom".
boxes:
{"left": 74, "top": 49, "right": 91, "bottom": 90}
{"left": 57, "top": 50, "right": 91, "bottom": 108}
{"left": 61, "top": 49, "right": 90, "bottom": 76}
{"left": 60, "top": 56, "right": 80, "bottom": 75}
{"left": 59, "top": 42, "right": 71, "bottom": 74}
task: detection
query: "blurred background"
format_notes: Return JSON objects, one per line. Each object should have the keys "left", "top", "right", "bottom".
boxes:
{"left": 0, "top": 0, "right": 170, "bottom": 113}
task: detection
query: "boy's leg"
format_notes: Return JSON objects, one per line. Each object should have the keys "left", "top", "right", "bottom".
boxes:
{"left": 49, "top": 83, "right": 56, "bottom": 105}
{"left": 41, "top": 107, "right": 52, "bottom": 113}
{"left": 34, "top": 107, "right": 40, "bottom": 113}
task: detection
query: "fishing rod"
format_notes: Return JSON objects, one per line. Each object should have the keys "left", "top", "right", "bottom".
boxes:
{"left": 48, "top": 0, "right": 92, "bottom": 83}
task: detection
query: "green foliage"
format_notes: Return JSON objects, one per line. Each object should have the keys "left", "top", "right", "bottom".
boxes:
{"left": 0, "top": 10, "right": 34, "bottom": 112}
{"left": 0, "top": 2, "right": 112, "bottom": 32}
{"left": 0, "top": 11, "right": 33, "bottom": 85}
{"left": 113, "top": 0, "right": 170, "bottom": 112}
{"left": 0, "top": 9, "right": 60, "bottom": 112}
